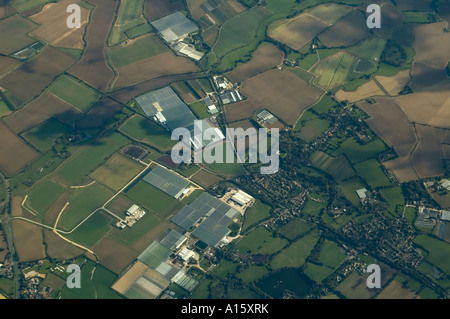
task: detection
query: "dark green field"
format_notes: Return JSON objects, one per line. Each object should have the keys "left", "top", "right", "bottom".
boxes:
{"left": 60, "top": 261, "right": 122, "bottom": 299}
{"left": 22, "top": 118, "right": 69, "bottom": 153}
{"left": 109, "top": 34, "right": 167, "bottom": 67}
{"left": 332, "top": 138, "right": 386, "bottom": 164}
{"left": 66, "top": 211, "right": 113, "bottom": 247}
{"left": 126, "top": 181, "right": 183, "bottom": 218}
{"left": 120, "top": 115, "right": 177, "bottom": 150}
{"left": 354, "top": 159, "right": 392, "bottom": 188}
{"left": 242, "top": 201, "right": 271, "bottom": 232}
{"left": 27, "top": 180, "right": 66, "bottom": 217}
{"left": 271, "top": 229, "right": 319, "bottom": 270}
{"left": 59, "top": 184, "right": 114, "bottom": 231}
{"left": 48, "top": 75, "right": 102, "bottom": 112}
{"left": 235, "top": 226, "right": 288, "bottom": 255}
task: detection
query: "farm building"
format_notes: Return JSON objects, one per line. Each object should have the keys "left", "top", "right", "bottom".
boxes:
{"left": 256, "top": 109, "right": 278, "bottom": 125}
{"left": 171, "top": 269, "right": 198, "bottom": 292}
{"left": 178, "top": 247, "right": 197, "bottom": 261}
{"left": 135, "top": 86, "right": 197, "bottom": 132}
{"left": 136, "top": 86, "right": 223, "bottom": 151}
{"left": 442, "top": 179, "right": 450, "bottom": 191}
{"left": 151, "top": 12, "right": 199, "bottom": 43}
{"left": 356, "top": 188, "right": 367, "bottom": 200}
{"left": 143, "top": 165, "right": 190, "bottom": 199}
{"left": 441, "top": 210, "right": 450, "bottom": 221}
{"left": 159, "top": 229, "right": 187, "bottom": 251}
{"left": 173, "top": 42, "right": 204, "bottom": 61}
{"left": 171, "top": 192, "right": 239, "bottom": 247}
{"left": 231, "top": 190, "right": 254, "bottom": 206}
{"left": 203, "top": 97, "right": 218, "bottom": 114}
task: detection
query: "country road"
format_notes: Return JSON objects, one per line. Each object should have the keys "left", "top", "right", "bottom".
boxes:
{"left": 0, "top": 172, "right": 20, "bottom": 299}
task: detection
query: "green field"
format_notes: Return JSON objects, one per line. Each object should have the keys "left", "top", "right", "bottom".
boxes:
{"left": 28, "top": 180, "right": 66, "bottom": 217}
{"left": 91, "top": 154, "right": 143, "bottom": 191}
{"left": 242, "top": 200, "right": 271, "bottom": 232}
{"left": 347, "top": 36, "right": 386, "bottom": 62}
{"left": 48, "top": 75, "right": 102, "bottom": 112}
{"left": 60, "top": 261, "right": 122, "bottom": 299}
{"left": 313, "top": 51, "right": 356, "bottom": 88}
{"left": 112, "top": 211, "right": 164, "bottom": 245}
{"left": 0, "top": 99, "right": 11, "bottom": 117}
{"left": 22, "top": 118, "right": 69, "bottom": 153}
{"left": 298, "top": 54, "right": 319, "bottom": 70}
{"left": 308, "top": 3, "right": 353, "bottom": 24}
{"left": 310, "top": 151, "right": 355, "bottom": 181}
{"left": 213, "top": 260, "right": 237, "bottom": 279}
{"left": 66, "top": 211, "right": 113, "bottom": 247}
{"left": 59, "top": 184, "right": 114, "bottom": 231}
{"left": 304, "top": 262, "right": 335, "bottom": 283}
{"left": 116, "top": 0, "right": 144, "bottom": 25}
{"left": 380, "top": 186, "right": 405, "bottom": 216}
{"left": 237, "top": 266, "right": 269, "bottom": 283}
{"left": 189, "top": 101, "right": 210, "bottom": 120}
{"left": 58, "top": 143, "right": 120, "bottom": 184}
{"left": 279, "top": 219, "right": 315, "bottom": 240}
{"left": 203, "top": 142, "right": 246, "bottom": 177}
{"left": 311, "top": 94, "right": 337, "bottom": 114}
{"left": 109, "top": 34, "right": 168, "bottom": 67}
{"left": 0, "top": 277, "right": 15, "bottom": 298}
{"left": 235, "top": 226, "right": 288, "bottom": 255}
{"left": 338, "top": 177, "right": 366, "bottom": 206}
{"left": 404, "top": 206, "right": 417, "bottom": 225}
{"left": 271, "top": 229, "right": 318, "bottom": 270}
{"left": 126, "top": 181, "right": 183, "bottom": 218}
{"left": 120, "top": 115, "right": 177, "bottom": 150}
{"left": 125, "top": 23, "right": 152, "bottom": 38}
{"left": 303, "top": 197, "right": 327, "bottom": 217}
{"left": 296, "top": 116, "right": 330, "bottom": 142}
{"left": 214, "top": 6, "right": 271, "bottom": 70}
{"left": 414, "top": 235, "right": 450, "bottom": 275}
{"left": 12, "top": 0, "right": 54, "bottom": 12}
{"left": 332, "top": 137, "right": 386, "bottom": 164}
{"left": 318, "top": 240, "right": 346, "bottom": 268}
{"left": 404, "top": 11, "right": 433, "bottom": 24}
{"left": 354, "top": 159, "right": 392, "bottom": 188}
{"left": 419, "top": 287, "right": 439, "bottom": 299}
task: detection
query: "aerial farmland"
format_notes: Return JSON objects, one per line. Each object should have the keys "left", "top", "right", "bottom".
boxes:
{"left": 0, "top": 0, "right": 448, "bottom": 303}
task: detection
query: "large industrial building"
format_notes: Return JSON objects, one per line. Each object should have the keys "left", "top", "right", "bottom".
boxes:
{"left": 151, "top": 11, "right": 199, "bottom": 43}
{"left": 151, "top": 11, "right": 204, "bottom": 61}
{"left": 171, "top": 192, "right": 239, "bottom": 247}
{"left": 136, "top": 86, "right": 224, "bottom": 152}
{"left": 143, "top": 165, "right": 190, "bottom": 199}
{"left": 136, "top": 86, "right": 197, "bottom": 132}
{"left": 231, "top": 190, "right": 254, "bottom": 206}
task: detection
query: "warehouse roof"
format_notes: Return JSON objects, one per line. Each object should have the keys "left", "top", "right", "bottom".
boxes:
{"left": 136, "top": 86, "right": 197, "bottom": 132}
{"left": 152, "top": 12, "right": 198, "bottom": 43}
{"left": 138, "top": 241, "right": 171, "bottom": 269}
{"left": 143, "top": 165, "right": 190, "bottom": 198}
{"left": 159, "top": 229, "right": 187, "bottom": 251}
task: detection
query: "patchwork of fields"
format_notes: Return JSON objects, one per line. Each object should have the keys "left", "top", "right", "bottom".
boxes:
{"left": 0, "top": 0, "right": 448, "bottom": 301}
